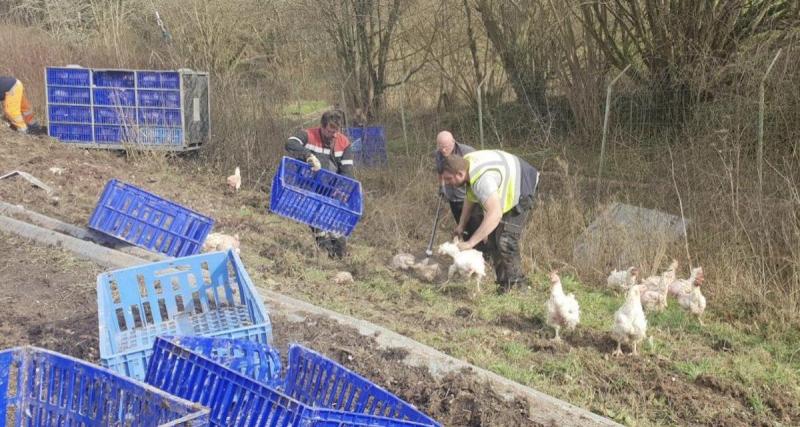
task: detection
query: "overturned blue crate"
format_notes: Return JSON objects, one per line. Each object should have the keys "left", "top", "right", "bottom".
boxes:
{"left": 97, "top": 250, "right": 273, "bottom": 381}
{"left": 158, "top": 336, "right": 282, "bottom": 388}
{"left": 345, "top": 126, "right": 388, "bottom": 167}
{"left": 270, "top": 156, "right": 363, "bottom": 236}
{"left": 145, "top": 337, "right": 437, "bottom": 427}
{"left": 0, "top": 346, "right": 210, "bottom": 426}
{"left": 88, "top": 179, "right": 214, "bottom": 257}
{"left": 282, "top": 345, "right": 440, "bottom": 426}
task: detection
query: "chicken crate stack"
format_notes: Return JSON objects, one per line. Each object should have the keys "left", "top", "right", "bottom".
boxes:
{"left": 0, "top": 346, "right": 210, "bottom": 426}
{"left": 45, "top": 66, "right": 210, "bottom": 151}
{"left": 345, "top": 126, "right": 388, "bottom": 167}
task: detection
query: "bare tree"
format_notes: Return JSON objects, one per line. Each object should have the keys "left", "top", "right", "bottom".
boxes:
{"left": 297, "top": 0, "right": 435, "bottom": 119}
{"left": 472, "top": 0, "right": 557, "bottom": 116}
{"left": 579, "top": 0, "right": 798, "bottom": 103}
{"left": 149, "top": 0, "right": 275, "bottom": 82}
{"left": 548, "top": 0, "right": 608, "bottom": 139}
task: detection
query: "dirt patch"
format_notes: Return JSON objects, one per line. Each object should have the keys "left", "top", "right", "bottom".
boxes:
{"left": 270, "top": 313, "right": 538, "bottom": 427}
{"left": 0, "top": 231, "right": 101, "bottom": 361}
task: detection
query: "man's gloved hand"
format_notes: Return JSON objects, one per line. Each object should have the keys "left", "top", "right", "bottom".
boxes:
{"left": 306, "top": 154, "right": 322, "bottom": 171}
{"left": 27, "top": 123, "right": 44, "bottom": 135}
{"left": 16, "top": 127, "right": 28, "bottom": 134}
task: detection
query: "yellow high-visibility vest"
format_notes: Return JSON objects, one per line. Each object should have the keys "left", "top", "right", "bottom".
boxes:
{"left": 464, "top": 150, "right": 521, "bottom": 213}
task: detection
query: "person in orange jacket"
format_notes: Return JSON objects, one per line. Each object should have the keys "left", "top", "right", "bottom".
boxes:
{"left": 1, "top": 76, "right": 42, "bottom": 134}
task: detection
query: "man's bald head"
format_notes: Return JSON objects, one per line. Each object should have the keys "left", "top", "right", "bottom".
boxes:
{"left": 436, "top": 131, "right": 456, "bottom": 156}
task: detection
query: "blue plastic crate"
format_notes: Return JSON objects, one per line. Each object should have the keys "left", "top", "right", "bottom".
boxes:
{"left": 46, "top": 67, "right": 90, "bottom": 87}
{"left": 93, "top": 70, "right": 136, "bottom": 88}
{"left": 93, "top": 88, "right": 136, "bottom": 106}
{"left": 139, "top": 90, "right": 181, "bottom": 108}
{"left": 97, "top": 250, "right": 272, "bottom": 381}
{"left": 145, "top": 337, "right": 433, "bottom": 427}
{"left": 88, "top": 179, "right": 214, "bottom": 256}
{"left": 94, "top": 125, "right": 135, "bottom": 143}
{"left": 49, "top": 123, "right": 93, "bottom": 142}
{"left": 138, "top": 108, "right": 182, "bottom": 126}
{"left": 345, "top": 127, "right": 388, "bottom": 166}
{"left": 358, "top": 150, "right": 388, "bottom": 167}
{"left": 0, "top": 346, "right": 209, "bottom": 426}
{"left": 139, "top": 127, "right": 183, "bottom": 145}
{"left": 283, "top": 345, "right": 440, "bottom": 426}
{"left": 138, "top": 71, "right": 181, "bottom": 89}
{"left": 270, "top": 156, "right": 363, "bottom": 236}
{"left": 48, "top": 105, "right": 92, "bottom": 123}
{"left": 157, "top": 336, "right": 282, "bottom": 387}
{"left": 94, "top": 106, "right": 137, "bottom": 125}
{"left": 47, "top": 86, "right": 91, "bottom": 105}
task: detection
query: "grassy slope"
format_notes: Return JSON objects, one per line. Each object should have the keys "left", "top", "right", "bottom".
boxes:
{"left": 0, "top": 129, "right": 796, "bottom": 426}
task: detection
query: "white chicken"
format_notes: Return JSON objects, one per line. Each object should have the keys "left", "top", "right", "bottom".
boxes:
{"left": 437, "top": 239, "right": 486, "bottom": 294}
{"left": 606, "top": 266, "right": 639, "bottom": 292}
{"left": 412, "top": 258, "right": 441, "bottom": 283}
{"left": 640, "top": 260, "right": 678, "bottom": 312}
{"left": 333, "top": 271, "right": 354, "bottom": 285}
{"left": 545, "top": 271, "right": 580, "bottom": 342}
{"left": 390, "top": 253, "right": 416, "bottom": 271}
{"left": 612, "top": 284, "right": 648, "bottom": 356}
{"left": 674, "top": 268, "right": 707, "bottom": 325}
{"left": 668, "top": 266, "right": 703, "bottom": 297}
{"left": 202, "top": 232, "right": 241, "bottom": 254}
{"left": 227, "top": 167, "right": 241, "bottom": 191}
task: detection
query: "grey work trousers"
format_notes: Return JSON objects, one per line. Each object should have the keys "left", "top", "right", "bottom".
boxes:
{"left": 484, "top": 195, "right": 534, "bottom": 292}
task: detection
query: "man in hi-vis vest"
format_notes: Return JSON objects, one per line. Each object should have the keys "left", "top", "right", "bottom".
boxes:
{"left": 285, "top": 109, "right": 355, "bottom": 259}
{"left": 440, "top": 150, "right": 539, "bottom": 293}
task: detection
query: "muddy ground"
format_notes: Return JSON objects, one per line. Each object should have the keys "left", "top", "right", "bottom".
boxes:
{"left": 0, "top": 230, "right": 534, "bottom": 426}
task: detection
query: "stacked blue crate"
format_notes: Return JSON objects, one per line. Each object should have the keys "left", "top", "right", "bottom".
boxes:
{"left": 345, "top": 126, "right": 388, "bottom": 167}
{"left": 136, "top": 71, "right": 184, "bottom": 146}
{"left": 46, "top": 67, "right": 93, "bottom": 142}
{"left": 92, "top": 70, "right": 138, "bottom": 144}
{"left": 46, "top": 67, "right": 199, "bottom": 149}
